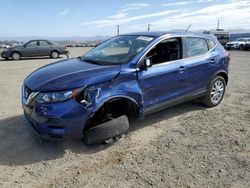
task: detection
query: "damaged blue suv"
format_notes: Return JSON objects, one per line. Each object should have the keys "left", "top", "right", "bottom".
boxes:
{"left": 22, "top": 32, "right": 230, "bottom": 144}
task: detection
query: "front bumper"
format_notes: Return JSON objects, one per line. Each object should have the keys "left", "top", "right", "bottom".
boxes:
{"left": 1, "top": 50, "right": 11, "bottom": 58}
{"left": 22, "top": 87, "right": 92, "bottom": 139}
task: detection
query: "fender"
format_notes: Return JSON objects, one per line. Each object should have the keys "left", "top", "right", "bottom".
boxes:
{"left": 211, "top": 69, "right": 228, "bottom": 85}
{"left": 85, "top": 77, "right": 144, "bottom": 119}
{"left": 11, "top": 50, "right": 23, "bottom": 57}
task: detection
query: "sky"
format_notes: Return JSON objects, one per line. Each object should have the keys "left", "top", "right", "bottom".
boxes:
{"left": 0, "top": 0, "right": 250, "bottom": 37}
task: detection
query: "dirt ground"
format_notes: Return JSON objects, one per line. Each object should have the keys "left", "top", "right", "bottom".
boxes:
{"left": 0, "top": 48, "right": 249, "bottom": 188}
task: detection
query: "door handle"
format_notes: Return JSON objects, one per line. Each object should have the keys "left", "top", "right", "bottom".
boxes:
{"left": 210, "top": 59, "right": 216, "bottom": 64}
{"left": 179, "top": 66, "right": 186, "bottom": 73}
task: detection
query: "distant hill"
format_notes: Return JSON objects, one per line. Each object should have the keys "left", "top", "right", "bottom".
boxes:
{"left": 0, "top": 35, "right": 111, "bottom": 42}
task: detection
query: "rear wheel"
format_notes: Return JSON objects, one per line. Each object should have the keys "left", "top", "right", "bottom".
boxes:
{"left": 239, "top": 45, "right": 245, "bottom": 51}
{"left": 11, "top": 52, "right": 21, "bottom": 60}
{"left": 202, "top": 76, "right": 226, "bottom": 107}
{"left": 50, "top": 51, "right": 59, "bottom": 58}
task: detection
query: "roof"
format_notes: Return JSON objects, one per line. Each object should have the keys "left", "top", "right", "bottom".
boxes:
{"left": 121, "top": 31, "right": 214, "bottom": 38}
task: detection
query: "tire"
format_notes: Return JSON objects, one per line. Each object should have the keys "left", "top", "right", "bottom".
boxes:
{"left": 202, "top": 76, "right": 226, "bottom": 107}
{"left": 50, "top": 51, "right": 59, "bottom": 58}
{"left": 239, "top": 45, "right": 245, "bottom": 51}
{"left": 84, "top": 115, "right": 129, "bottom": 146}
{"left": 11, "top": 52, "right": 21, "bottom": 60}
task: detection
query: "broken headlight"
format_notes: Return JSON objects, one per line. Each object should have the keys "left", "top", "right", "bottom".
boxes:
{"left": 77, "top": 87, "right": 93, "bottom": 106}
{"left": 36, "top": 88, "right": 82, "bottom": 103}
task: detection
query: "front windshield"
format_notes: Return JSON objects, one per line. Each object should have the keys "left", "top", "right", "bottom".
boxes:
{"left": 83, "top": 35, "right": 154, "bottom": 65}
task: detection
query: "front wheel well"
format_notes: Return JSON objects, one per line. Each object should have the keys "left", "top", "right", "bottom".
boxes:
{"left": 11, "top": 51, "right": 22, "bottom": 56}
{"left": 85, "top": 98, "right": 139, "bottom": 130}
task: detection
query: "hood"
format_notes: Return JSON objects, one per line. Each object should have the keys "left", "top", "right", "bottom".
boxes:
{"left": 24, "top": 58, "right": 120, "bottom": 91}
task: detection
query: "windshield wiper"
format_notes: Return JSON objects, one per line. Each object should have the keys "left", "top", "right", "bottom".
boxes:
{"left": 82, "top": 58, "right": 102, "bottom": 65}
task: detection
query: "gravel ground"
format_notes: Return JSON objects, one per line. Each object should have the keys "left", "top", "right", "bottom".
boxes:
{"left": 0, "top": 48, "right": 249, "bottom": 188}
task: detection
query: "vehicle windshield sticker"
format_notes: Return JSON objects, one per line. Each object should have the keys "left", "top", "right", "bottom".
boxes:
{"left": 137, "top": 36, "right": 153, "bottom": 42}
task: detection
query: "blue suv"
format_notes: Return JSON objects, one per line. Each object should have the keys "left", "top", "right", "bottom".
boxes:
{"left": 22, "top": 32, "right": 230, "bottom": 143}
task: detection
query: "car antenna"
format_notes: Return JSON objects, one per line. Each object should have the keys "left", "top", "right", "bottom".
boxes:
{"left": 185, "top": 24, "right": 191, "bottom": 32}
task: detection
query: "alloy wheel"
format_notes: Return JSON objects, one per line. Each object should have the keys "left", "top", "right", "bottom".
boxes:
{"left": 210, "top": 80, "right": 224, "bottom": 105}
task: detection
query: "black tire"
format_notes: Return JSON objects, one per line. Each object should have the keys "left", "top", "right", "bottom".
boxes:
{"left": 84, "top": 115, "right": 129, "bottom": 146}
{"left": 202, "top": 76, "right": 226, "bottom": 107}
{"left": 11, "top": 52, "right": 21, "bottom": 60}
{"left": 239, "top": 45, "right": 245, "bottom": 51}
{"left": 50, "top": 51, "right": 59, "bottom": 58}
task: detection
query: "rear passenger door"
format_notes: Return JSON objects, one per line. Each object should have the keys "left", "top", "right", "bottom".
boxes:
{"left": 183, "top": 37, "right": 218, "bottom": 93}
{"left": 38, "top": 40, "right": 51, "bottom": 56}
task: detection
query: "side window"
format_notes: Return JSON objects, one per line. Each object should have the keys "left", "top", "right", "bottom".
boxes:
{"left": 39, "top": 41, "right": 50, "bottom": 46}
{"left": 185, "top": 37, "right": 209, "bottom": 58}
{"left": 26, "top": 41, "right": 38, "bottom": 47}
{"left": 207, "top": 39, "right": 216, "bottom": 50}
{"left": 147, "top": 37, "right": 182, "bottom": 65}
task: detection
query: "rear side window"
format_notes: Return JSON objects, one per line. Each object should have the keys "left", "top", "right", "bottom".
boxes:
{"left": 207, "top": 39, "right": 216, "bottom": 50}
{"left": 185, "top": 37, "right": 209, "bottom": 58}
{"left": 39, "top": 41, "right": 50, "bottom": 46}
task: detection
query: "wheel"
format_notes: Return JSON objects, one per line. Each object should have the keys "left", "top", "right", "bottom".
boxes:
{"left": 202, "top": 76, "right": 226, "bottom": 107}
{"left": 11, "top": 52, "right": 21, "bottom": 60}
{"left": 50, "top": 51, "right": 59, "bottom": 58}
{"left": 239, "top": 45, "right": 245, "bottom": 51}
{"left": 84, "top": 115, "right": 129, "bottom": 145}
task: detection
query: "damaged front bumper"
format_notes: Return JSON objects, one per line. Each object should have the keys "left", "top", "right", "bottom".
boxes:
{"left": 22, "top": 89, "right": 93, "bottom": 139}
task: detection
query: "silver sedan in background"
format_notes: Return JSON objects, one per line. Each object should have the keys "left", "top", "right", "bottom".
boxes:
{"left": 1, "top": 39, "right": 69, "bottom": 60}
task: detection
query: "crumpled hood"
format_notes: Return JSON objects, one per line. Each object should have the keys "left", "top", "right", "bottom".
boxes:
{"left": 24, "top": 58, "right": 120, "bottom": 91}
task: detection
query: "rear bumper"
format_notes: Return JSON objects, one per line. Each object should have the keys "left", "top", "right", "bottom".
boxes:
{"left": 60, "top": 49, "right": 70, "bottom": 55}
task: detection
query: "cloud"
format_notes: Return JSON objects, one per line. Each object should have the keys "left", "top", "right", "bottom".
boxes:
{"left": 81, "top": 10, "right": 181, "bottom": 28}
{"left": 162, "top": 0, "right": 214, "bottom": 6}
{"left": 58, "top": 8, "right": 69, "bottom": 16}
{"left": 119, "top": 3, "right": 150, "bottom": 13}
{"left": 162, "top": 2, "right": 190, "bottom": 6}
{"left": 81, "top": 0, "right": 250, "bottom": 32}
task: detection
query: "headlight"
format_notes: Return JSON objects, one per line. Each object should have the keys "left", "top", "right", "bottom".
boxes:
{"left": 36, "top": 88, "right": 82, "bottom": 103}
{"left": 3, "top": 48, "right": 10, "bottom": 52}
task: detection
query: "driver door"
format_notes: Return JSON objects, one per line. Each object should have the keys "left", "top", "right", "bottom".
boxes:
{"left": 22, "top": 40, "right": 39, "bottom": 57}
{"left": 137, "top": 37, "right": 189, "bottom": 114}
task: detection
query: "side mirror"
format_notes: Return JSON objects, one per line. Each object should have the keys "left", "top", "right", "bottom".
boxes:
{"left": 139, "top": 57, "right": 152, "bottom": 71}
{"left": 23, "top": 45, "right": 27, "bottom": 48}
{"left": 145, "top": 58, "right": 152, "bottom": 67}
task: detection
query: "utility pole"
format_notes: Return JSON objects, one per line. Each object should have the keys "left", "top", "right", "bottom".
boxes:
{"left": 116, "top": 25, "right": 120, "bottom": 35}
{"left": 217, "top": 20, "right": 220, "bottom": 30}
{"left": 147, "top": 23, "right": 151, "bottom": 32}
